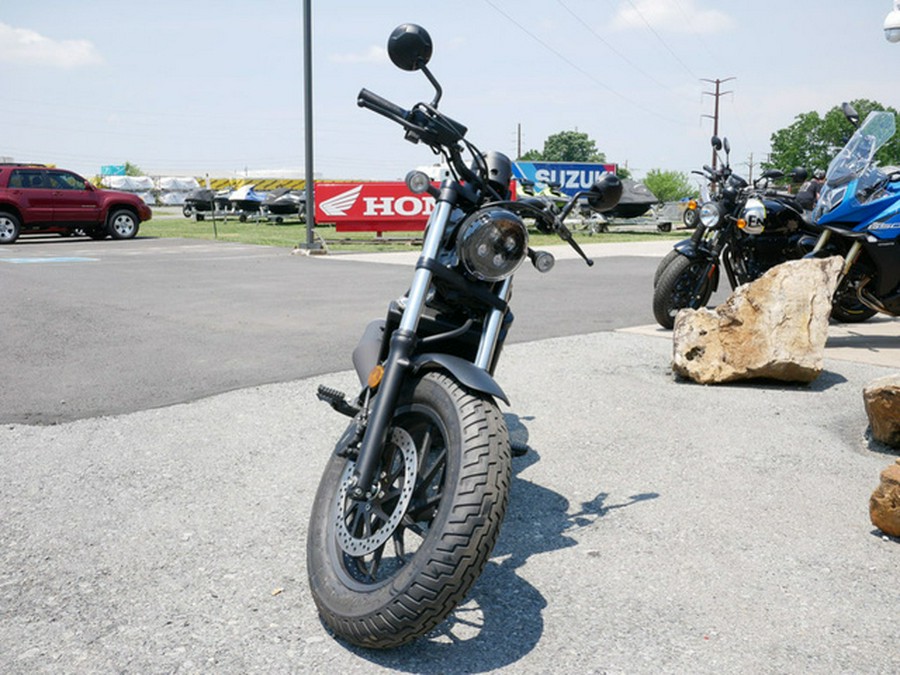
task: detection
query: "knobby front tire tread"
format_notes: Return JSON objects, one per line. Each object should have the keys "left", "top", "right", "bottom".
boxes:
{"left": 307, "top": 372, "right": 511, "bottom": 649}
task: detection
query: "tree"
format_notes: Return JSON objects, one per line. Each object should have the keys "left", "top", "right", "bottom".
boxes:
{"left": 767, "top": 99, "right": 900, "bottom": 173}
{"left": 642, "top": 168, "right": 696, "bottom": 202}
{"left": 124, "top": 161, "right": 144, "bottom": 176}
{"left": 520, "top": 130, "right": 606, "bottom": 163}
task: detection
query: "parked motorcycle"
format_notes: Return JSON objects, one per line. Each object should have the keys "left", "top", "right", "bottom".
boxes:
{"left": 306, "top": 24, "right": 622, "bottom": 649}
{"left": 652, "top": 136, "right": 812, "bottom": 329}
{"left": 808, "top": 103, "right": 900, "bottom": 321}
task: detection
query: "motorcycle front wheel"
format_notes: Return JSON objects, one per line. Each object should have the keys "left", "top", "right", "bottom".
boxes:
{"left": 653, "top": 249, "right": 681, "bottom": 288}
{"left": 653, "top": 254, "right": 715, "bottom": 329}
{"left": 307, "top": 371, "right": 511, "bottom": 649}
{"left": 831, "top": 273, "right": 878, "bottom": 323}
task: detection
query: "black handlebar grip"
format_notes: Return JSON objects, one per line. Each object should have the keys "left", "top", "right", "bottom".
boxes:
{"left": 357, "top": 88, "right": 408, "bottom": 121}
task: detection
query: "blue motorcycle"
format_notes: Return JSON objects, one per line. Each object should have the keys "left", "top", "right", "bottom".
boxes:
{"left": 810, "top": 103, "right": 900, "bottom": 322}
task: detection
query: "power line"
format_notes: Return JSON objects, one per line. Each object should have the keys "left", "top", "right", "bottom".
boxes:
{"left": 670, "top": 0, "right": 718, "bottom": 63}
{"left": 555, "top": 0, "right": 672, "bottom": 92}
{"left": 482, "top": 0, "right": 685, "bottom": 126}
{"left": 622, "top": 0, "right": 698, "bottom": 80}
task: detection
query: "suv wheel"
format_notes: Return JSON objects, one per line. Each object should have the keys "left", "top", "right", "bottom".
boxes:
{"left": 108, "top": 209, "right": 139, "bottom": 240}
{"left": 0, "top": 212, "right": 21, "bottom": 244}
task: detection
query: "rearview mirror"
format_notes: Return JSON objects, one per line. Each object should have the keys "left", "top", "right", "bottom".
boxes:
{"left": 388, "top": 24, "right": 433, "bottom": 71}
{"left": 841, "top": 102, "right": 860, "bottom": 128}
{"left": 790, "top": 167, "right": 808, "bottom": 183}
{"left": 587, "top": 173, "right": 623, "bottom": 213}
{"left": 711, "top": 136, "right": 722, "bottom": 151}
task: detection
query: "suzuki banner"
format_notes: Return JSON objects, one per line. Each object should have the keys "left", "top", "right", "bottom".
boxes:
{"left": 315, "top": 182, "right": 435, "bottom": 234}
{"left": 513, "top": 161, "right": 617, "bottom": 197}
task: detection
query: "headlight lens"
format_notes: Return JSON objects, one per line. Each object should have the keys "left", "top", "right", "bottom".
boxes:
{"left": 699, "top": 201, "right": 723, "bottom": 229}
{"left": 456, "top": 208, "right": 528, "bottom": 282}
{"left": 813, "top": 186, "right": 846, "bottom": 221}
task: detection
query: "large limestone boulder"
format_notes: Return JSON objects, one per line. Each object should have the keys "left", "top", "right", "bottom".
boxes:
{"left": 870, "top": 459, "right": 900, "bottom": 537}
{"left": 864, "top": 374, "right": 900, "bottom": 448}
{"left": 672, "top": 257, "right": 843, "bottom": 384}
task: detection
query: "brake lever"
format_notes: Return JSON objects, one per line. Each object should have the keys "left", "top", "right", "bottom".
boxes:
{"left": 555, "top": 220, "right": 593, "bottom": 266}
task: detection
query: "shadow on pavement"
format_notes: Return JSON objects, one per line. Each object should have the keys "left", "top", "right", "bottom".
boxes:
{"left": 351, "top": 415, "right": 659, "bottom": 674}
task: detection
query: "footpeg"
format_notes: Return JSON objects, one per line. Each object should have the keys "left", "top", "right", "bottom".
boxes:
{"left": 317, "top": 385, "right": 360, "bottom": 418}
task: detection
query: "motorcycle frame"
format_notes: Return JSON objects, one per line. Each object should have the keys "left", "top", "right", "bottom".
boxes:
{"left": 347, "top": 181, "right": 511, "bottom": 499}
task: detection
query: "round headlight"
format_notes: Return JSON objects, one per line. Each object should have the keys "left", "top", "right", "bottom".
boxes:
{"left": 699, "top": 201, "right": 723, "bottom": 229}
{"left": 456, "top": 208, "right": 528, "bottom": 282}
{"left": 739, "top": 198, "right": 767, "bottom": 235}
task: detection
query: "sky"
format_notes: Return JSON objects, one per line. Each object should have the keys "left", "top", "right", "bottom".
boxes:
{"left": 1, "top": 1, "right": 898, "bottom": 185}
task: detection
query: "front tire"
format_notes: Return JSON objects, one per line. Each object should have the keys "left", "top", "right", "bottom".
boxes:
{"left": 831, "top": 273, "right": 878, "bottom": 323}
{"left": 653, "top": 253, "right": 715, "bottom": 329}
{"left": 108, "top": 209, "right": 139, "bottom": 240}
{"left": 307, "top": 371, "right": 511, "bottom": 649}
{"left": 0, "top": 212, "right": 21, "bottom": 244}
{"left": 653, "top": 249, "right": 681, "bottom": 288}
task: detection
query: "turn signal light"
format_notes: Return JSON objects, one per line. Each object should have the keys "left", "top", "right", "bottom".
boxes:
{"left": 367, "top": 365, "right": 385, "bottom": 389}
{"left": 687, "top": 199, "right": 698, "bottom": 209}
{"left": 736, "top": 218, "right": 747, "bottom": 229}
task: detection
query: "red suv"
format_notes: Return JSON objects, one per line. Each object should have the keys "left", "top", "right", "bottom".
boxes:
{"left": 0, "top": 164, "right": 153, "bottom": 244}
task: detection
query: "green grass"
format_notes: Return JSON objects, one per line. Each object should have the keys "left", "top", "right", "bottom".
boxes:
{"left": 141, "top": 211, "right": 687, "bottom": 252}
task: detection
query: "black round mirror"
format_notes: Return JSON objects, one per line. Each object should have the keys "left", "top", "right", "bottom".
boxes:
{"left": 387, "top": 24, "right": 433, "bottom": 71}
{"left": 841, "top": 101, "right": 860, "bottom": 127}
{"left": 711, "top": 136, "right": 722, "bottom": 151}
{"left": 587, "top": 173, "right": 623, "bottom": 213}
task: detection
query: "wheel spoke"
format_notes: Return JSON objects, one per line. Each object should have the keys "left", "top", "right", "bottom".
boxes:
{"left": 392, "top": 529, "right": 406, "bottom": 559}
{"left": 418, "top": 446, "right": 447, "bottom": 489}
{"left": 367, "top": 545, "right": 384, "bottom": 581}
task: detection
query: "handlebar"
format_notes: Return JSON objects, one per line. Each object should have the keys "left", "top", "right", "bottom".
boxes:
{"left": 358, "top": 88, "right": 410, "bottom": 124}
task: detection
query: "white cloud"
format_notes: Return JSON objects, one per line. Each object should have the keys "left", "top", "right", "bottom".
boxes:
{"left": 329, "top": 45, "right": 387, "bottom": 64}
{"left": 612, "top": 0, "right": 734, "bottom": 34}
{"left": 0, "top": 22, "right": 102, "bottom": 68}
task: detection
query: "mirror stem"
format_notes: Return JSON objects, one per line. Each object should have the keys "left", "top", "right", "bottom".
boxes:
{"left": 419, "top": 62, "right": 443, "bottom": 107}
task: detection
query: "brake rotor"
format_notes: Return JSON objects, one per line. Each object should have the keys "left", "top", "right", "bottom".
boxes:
{"left": 334, "top": 426, "right": 418, "bottom": 556}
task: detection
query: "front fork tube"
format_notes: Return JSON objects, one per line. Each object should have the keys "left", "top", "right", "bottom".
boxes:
{"left": 474, "top": 278, "right": 512, "bottom": 371}
{"left": 691, "top": 259, "right": 717, "bottom": 307}
{"left": 348, "top": 196, "right": 455, "bottom": 499}
{"left": 811, "top": 229, "right": 861, "bottom": 284}
{"left": 810, "top": 229, "right": 831, "bottom": 256}
{"left": 841, "top": 241, "right": 862, "bottom": 277}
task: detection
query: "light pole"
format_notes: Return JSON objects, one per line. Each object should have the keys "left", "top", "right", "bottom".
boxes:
{"left": 299, "top": 0, "right": 321, "bottom": 251}
{"left": 885, "top": 0, "right": 900, "bottom": 42}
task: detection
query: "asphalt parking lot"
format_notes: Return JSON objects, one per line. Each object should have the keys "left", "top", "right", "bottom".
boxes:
{"left": 1, "top": 236, "right": 898, "bottom": 673}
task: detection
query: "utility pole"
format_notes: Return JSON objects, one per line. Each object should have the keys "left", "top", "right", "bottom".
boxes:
{"left": 743, "top": 152, "right": 756, "bottom": 184}
{"left": 701, "top": 77, "right": 735, "bottom": 170}
{"left": 516, "top": 123, "right": 522, "bottom": 160}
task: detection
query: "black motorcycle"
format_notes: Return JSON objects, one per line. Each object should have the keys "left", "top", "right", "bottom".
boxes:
{"left": 306, "top": 24, "right": 622, "bottom": 649}
{"left": 652, "top": 136, "right": 813, "bottom": 329}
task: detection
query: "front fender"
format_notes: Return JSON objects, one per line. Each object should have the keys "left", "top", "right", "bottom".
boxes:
{"left": 410, "top": 352, "right": 509, "bottom": 405}
{"left": 673, "top": 238, "right": 716, "bottom": 261}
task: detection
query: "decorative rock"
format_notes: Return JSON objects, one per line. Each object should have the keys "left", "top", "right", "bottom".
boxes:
{"left": 863, "top": 374, "right": 900, "bottom": 448}
{"left": 870, "top": 459, "right": 900, "bottom": 537}
{"left": 672, "top": 257, "right": 843, "bottom": 384}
